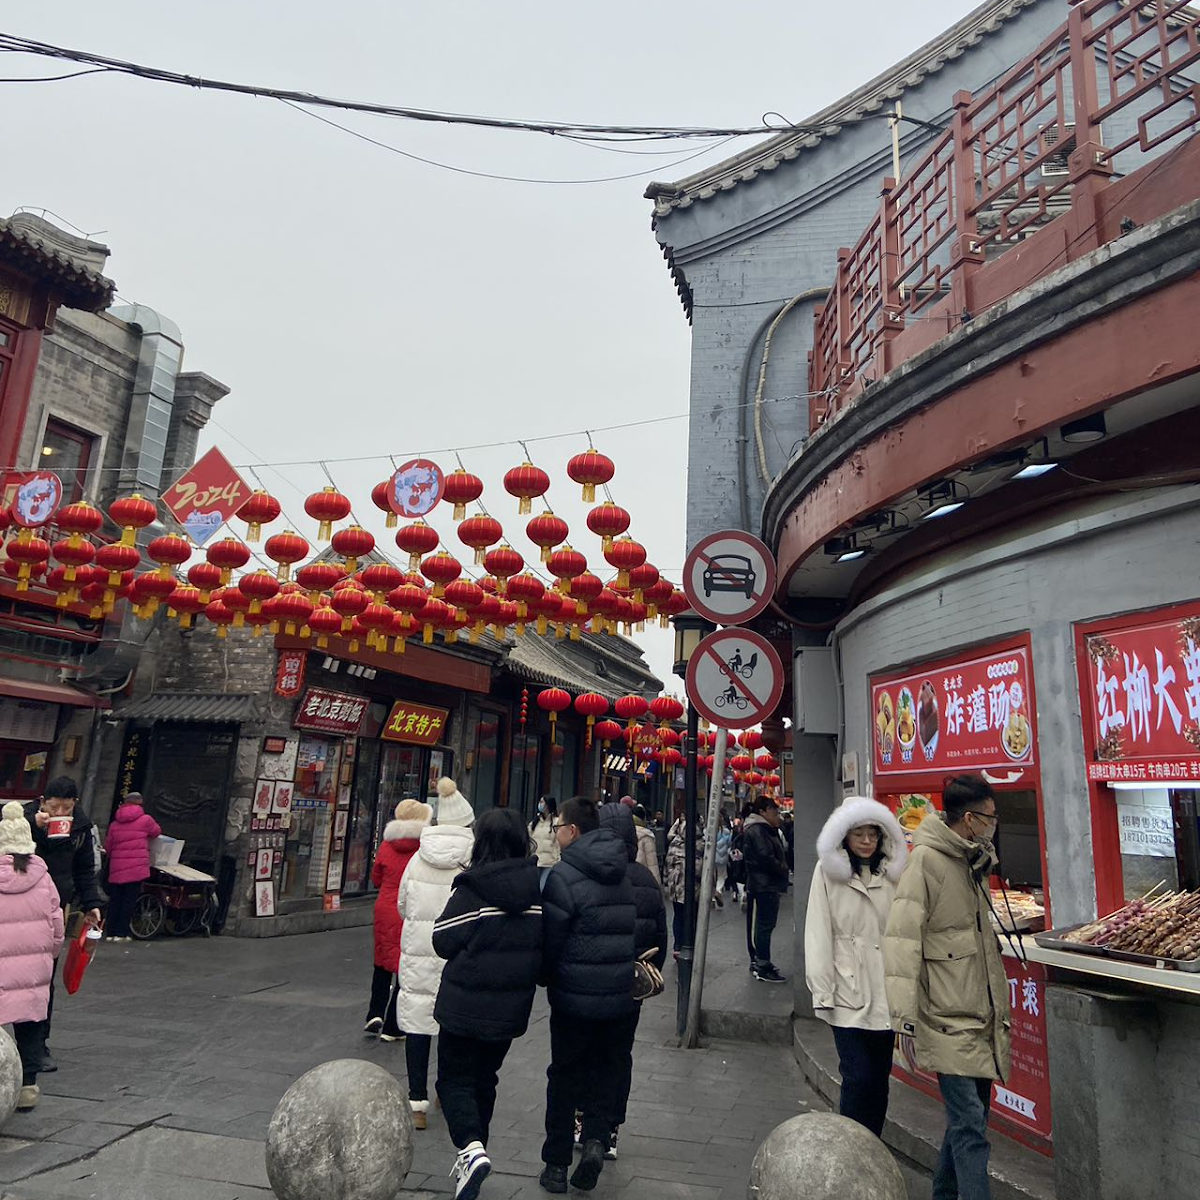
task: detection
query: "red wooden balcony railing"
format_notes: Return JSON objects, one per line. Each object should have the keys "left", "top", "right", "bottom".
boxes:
{"left": 807, "top": 0, "right": 1200, "bottom": 430}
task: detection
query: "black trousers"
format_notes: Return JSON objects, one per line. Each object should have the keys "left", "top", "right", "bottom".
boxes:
{"left": 746, "top": 890, "right": 781, "bottom": 965}
{"left": 832, "top": 1026, "right": 895, "bottom": 1137}
{"left": 13, "top": 1021, "right": 42, "bottom": 1086}
{"left": 106, "top": 881, "right": 141, "bottom": 938}
{"left": 367, "top": 966, "right": 401, "bottom": 1036}
{"left": 581, "top": 1007, "right": 640, "bottom": 1137}
{"left": 436, "top": 1030, "right": 512, "bottom": 1149}
{"left": 542, "top": 1009, "right": 631, "bottom": 1167}
{"left": 406, "top": 1032, "right": 432, "bottom": 1101}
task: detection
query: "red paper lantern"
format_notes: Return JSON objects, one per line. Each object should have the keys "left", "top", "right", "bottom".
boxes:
{"left": 755, "top": 752, "right": 780, "bottom": 772}
{"left": 604, "top": 537, "right": 647, "bottom": 590}
{"left": 421, "top": 550, "right": 462, "bottom": 598}
{"left": 628, "top": 561, "right": 660, "bottom": 603}
{"left": 566, "top": 449, "right": 615, "bottom": 502}
{"left": 466, "top": 590, "right": 501, "bottom": 641}
{"left": 236, "top": 490, "right": 281, "bottom": 542}
{"left": 456, "top": 514, "right": 503, "bottom": 566}
{"left": 274, "top": 590, "right": 314, "bottom": 636}
{"left": 132, "top": 569, "right": 176, "bottom": 614}
{"left": 658, "top": 587, "right": 690, "bottom": 628}
{"left": 730, "top": 753, "right": 754, "bottom": 773}
{"left": 614, "top": 694, "right": 649, "bottom": 724}
{"left": 6, "top": 536, "right": 50, "bottom": 592}
{"left": 764, "top": 772, "right": 782, "bottom": 790}
{"left": 504, "top": 462, "right": 550, "bottom": 516}
{"left": 567, "top": 571, "right": 603, "bottom": 618}
{"left": 586, "top": 502, "right": 630, "bottom": 554}
{"left": 649, "top": 695, "right": 685, "bottom": 726}
{"left": 537, "top": 687, "right": 572, "bottom": 732}
{"left": 395, "top": 520, "right": 440, "bottom": 572}
{"left": 304, "top": 487, "right": 352, "bottom": 541}
{"left": 420, "top": 597, "right": 454, "bottom": 645}
{"left": 747, "top": 771, "right": 764, "bottom": 787}
{"left": 51, "top": 536, "right": 95, "bottom": 583}
{"left": 204, "top": 598, "right": 236, "bottom": 637}
{"left": 358, "top": 601, "right": 394, "bottom": 649}
{"left": 658, "top": 747, "right": 683, "bottom": 771}
{"left": 658, "top": 727, "right": 682, "bottom": 748}
{"left": 263, "top": 531, "right": 309, "bottom": 582}
{"left": 108, "top": 493, "right": 157, "bottom": 547}
{"left": 526, "top": 511, "right": 569, "bottom": 563}
{"left": 443, "top": 469, "right": 484, "bottom": 521}
{"left": 739, "top": 730, "right": 765, "bottom": 752}
{"left": 359, "top": 561, "right": 403, "bottom": 600}
{"left": 219, "top": 584, "right": 252, "bottom": 628}
{"left": 444, "top": 578, "right": 484, "bottom": 619}
{"left": 594, "top": 718, "right": 623, "bottom": 746}
{"left": 307, "top": 604, "right": 343, "bottom": 648}
{"left": 483, "top": 544, "right": 524, "bottom": 595}
{"left": 331, "top": 580, "right": 369, "bottom": 630}
{"left": 547, "top": 545, "right": 587, "bottom": 594}
{"left": 186, "top": 560, "right": 223, "bottom": 603}
{"left": 372, "top": 479, "right": 398, "bottom": 529}
{"left": 238, "top": 569, "right": 280, "bottom": 614}
{"left": 146, "top": 533, "right": 191, "bottom": 582}
{"left": 207, "top": 536, "right": 252, "bottom": 585}
{"left": 575, "top": 691, "right": 609, "bottom": 746}
{"left": 55, "top": 502, "right": 103, "bottom": 547}
{"left": 167, "top": 584, "right": 205, "bottom": 629}
{"left": 295, "top": 561, "right": 345, "bottom": 597}
{"left": 507, "top": 573, "right": 545, "bottom": 625}
{"left": 95, "top": 542, "right": 141, "bottom": 589}
{"left": 331, "top": 525, "right": 375, "bottom": 574}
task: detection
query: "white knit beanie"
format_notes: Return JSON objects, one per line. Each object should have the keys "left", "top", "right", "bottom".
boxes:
{"left": 433, "top": 777, "right": 474, "bottom": 827}
{"left": 0, "top": 801, "right": 35, "bottom": 856}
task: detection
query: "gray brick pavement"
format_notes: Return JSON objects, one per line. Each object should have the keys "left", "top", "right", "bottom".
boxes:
{"left": 1, "top": 922, "right": 815, "bottom": 1198}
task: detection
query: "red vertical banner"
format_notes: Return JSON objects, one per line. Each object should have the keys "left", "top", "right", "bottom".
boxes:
{"left": 996, "top": 955, "right": 1052, "bottom": 1141}
{"left": 274, "top": 649, "right": 306, "bottom": 698}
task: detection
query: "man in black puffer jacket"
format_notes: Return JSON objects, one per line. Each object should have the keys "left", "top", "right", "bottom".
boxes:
{"left": 743, "top": 795, "right": 790, "bottom": 984}
{"left": 539, "top": 797, "right": 635, "bottom": 1194}
{"left": 580, "top": 802, "right": 666, "bottom": 1161}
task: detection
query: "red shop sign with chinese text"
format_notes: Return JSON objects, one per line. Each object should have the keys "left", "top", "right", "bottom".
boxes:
{"left": 1082, "top": 604, "right": 1200, "bottom": 783}
{"left": 293, "top": 688, "right": 368, "bottom": 735}
{"left": 274, "top": 649, "right": 306, "bottom": 699}
{"left": 381, "top": 700, "right": 450, "bottom": 746}
{"left": 872, "top": 642, "right": 1037, "bottom": 780}
{"left": 163, "top": 447, "right": 249, "bottom": 546}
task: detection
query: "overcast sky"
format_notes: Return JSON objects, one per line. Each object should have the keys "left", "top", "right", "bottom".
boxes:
{"left": 4, "top": 0, "right": 983, "bottom": 687}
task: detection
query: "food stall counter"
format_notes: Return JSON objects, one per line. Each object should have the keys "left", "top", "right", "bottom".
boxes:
{"left": 1025, "top": 939, "right": 1200, "bottom": 1000}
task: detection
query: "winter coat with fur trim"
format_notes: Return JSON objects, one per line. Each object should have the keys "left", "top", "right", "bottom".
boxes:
{"left": 372, "top": 818, "right": 425, "bottom": 971}
{"left": 0, "top": 854, "right": 65, "bottom": 1024}
{"left": 804, "top": 797, "right": 907, "bottom": 1032}
{"left": 396, "top": 824, "right": 474, "bottom": 1035}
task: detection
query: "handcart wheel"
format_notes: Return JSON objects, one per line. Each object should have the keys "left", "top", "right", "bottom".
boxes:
{"left": 165, "top": 907, "right": 201, "bottom": 936}
{"left": 130, "top": 894, "right": 166, "bottom": 940}
{"left": 200, "top": 892, "right": 220, "bottom": 935}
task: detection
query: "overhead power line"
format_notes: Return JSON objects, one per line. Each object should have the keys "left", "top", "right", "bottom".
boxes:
{"left": 0, "top": 32, "right": 835, "bottom": 143}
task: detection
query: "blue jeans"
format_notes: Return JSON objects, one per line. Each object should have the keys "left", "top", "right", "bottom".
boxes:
{"left": 934, "top": 1074, "right": 993, "bottom": 1200}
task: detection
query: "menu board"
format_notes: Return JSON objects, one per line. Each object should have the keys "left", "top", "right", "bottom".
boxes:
{"left": 0, "top": 697, "right": 59, "bottom": 743}
{"left": 872, "top": 641, "right": 1037, "bottom": 779}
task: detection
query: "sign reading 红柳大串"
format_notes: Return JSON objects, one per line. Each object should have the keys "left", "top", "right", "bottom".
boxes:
{"left": 871, "top": 640, "right": 1037, "bottom": 779}
{"left": 381, "top": 700, "right": 450, "bottom": 746}
{"left": 1081, "top": 603, "right": 1200, "bottom": 782}
{"left": 293, "top": 688, "right": 367, "bottom": 735}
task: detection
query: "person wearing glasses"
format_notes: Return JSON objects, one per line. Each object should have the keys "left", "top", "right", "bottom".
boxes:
{"left": 884, "top": 774, "right": 1011, "bottom": 1200}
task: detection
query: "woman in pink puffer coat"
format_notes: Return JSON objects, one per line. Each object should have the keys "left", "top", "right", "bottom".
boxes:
{"left": 0, "top": 800, "right": 65, "bottom": 1114}
{"left": 103, "top": 793, "right": 161, "bottom": 942}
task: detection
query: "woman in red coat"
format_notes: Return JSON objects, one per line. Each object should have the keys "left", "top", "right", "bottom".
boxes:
{"left": 365, "top": 797, "right": 430, "bottom": 1040}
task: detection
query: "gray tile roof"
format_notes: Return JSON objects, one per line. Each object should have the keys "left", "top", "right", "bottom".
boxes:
{"left": 116, "top": 691, "right": 269, "bottom": 724}
{"left": 504, "top": 630, "right": 662, "bottom": 699}
{"left": 0, "top": 218, "right": 115, "bottom": 312}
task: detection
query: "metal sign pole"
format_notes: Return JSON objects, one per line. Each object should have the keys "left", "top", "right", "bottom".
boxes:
{"left": 676, "top": 702, "right": 700, "bottom": 1038}
{"left": 684, "top": 729, "right": 727, "bottom": 1048}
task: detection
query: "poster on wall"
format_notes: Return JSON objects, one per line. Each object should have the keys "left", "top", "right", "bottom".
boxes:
{"left": 872, "top": 641, "right": 1037, "bottom": 780}
{"left": 271, "top": 781, "right": 294, "bottom": 815}
{"left": 1117, "top": 802, "right": 1175, "bottom": 856}
{"left": 254, "top": 881, "right": 276, "bottom": 917}
{"left": 381, "top": 700, "right": 450, "bottom": 746}
{"left": 254, "top": 849, "right": 274, "bottom": 881}
{"left": 1081, "top": 604, "right": 1200, "bottom": 782}
{"left": 252, "top": 779, "right": 274, "bottom": 817}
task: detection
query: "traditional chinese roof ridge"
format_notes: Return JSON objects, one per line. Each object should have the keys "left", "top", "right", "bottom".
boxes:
{"left": 645, "top": 0, "right": 1040, "bottom": 218}
{"left": 0, "top": 217, "right": 115, "bottom": 312}
{"left": 115, "top": 691, "right": 269, "bottom": 724}
{"left": 504, "top": 630, "right": 663, "bottom": 700}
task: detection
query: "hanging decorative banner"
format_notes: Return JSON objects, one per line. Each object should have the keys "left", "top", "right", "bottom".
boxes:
{"left": 163, "top": 447, "right": 249, "bottom": 545}
{"left": 274, "top": 648, "right": 307, "bottom": 698}
{"left": 4, "top": 471, "right": 64, "bottom": 528}
{"left": 388, "top": 458, "right": 445, "bottom": 519}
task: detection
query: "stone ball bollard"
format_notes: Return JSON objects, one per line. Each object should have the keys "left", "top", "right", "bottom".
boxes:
{"left": 0, "top": 1027, "right": 20, "bottom": 1125}
{"left": 748, "top": 1112, "right": 906, "bottom": 1200}
{"left": 266, "top": 1059, "right": 413, "bottom": 1200}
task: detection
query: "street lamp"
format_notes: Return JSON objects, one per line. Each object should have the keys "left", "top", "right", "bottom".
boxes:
{"left": 672, "top": 609, "right": 715, "bottom": 1037}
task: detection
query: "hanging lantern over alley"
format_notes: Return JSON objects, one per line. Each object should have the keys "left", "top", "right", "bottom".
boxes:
{"left": 739, "top": 730, "right": 765, "bottom": 752}
{"left": 206, "top": 536, "right": 251, "bottom": 585}
{"left": 658, "top": 727, "right": 681, "bottom": 748}
{"left": 730, "top": 753, "right": 754, "bottom": 774}
{"left": 108, "top": 493, "right": 157, "bottom": 547}
{"left": 372, "top": 480, "right": 398, "bottom": 529}
{"left": 594, "top": 718, "right": 623, "bottom": 748}
{"left": 304, "top": 487, "right": 352, "bottom": 542}
{"left": 507, "top": 573, "right": 545, "bottom": 623}
{"left": 421, "top": 550, "right": 462, "bottom": 598}
{"left": 604, "top": 536, "right": 647, "bottom": 591}
{"left": 483, "top": 544, "right": 523, "bottom": 595}
{"left": 331, "top": 580, "right": 369, "bottom": 631}
{"left": 615, "top": 694, "right": 649, "bottom": 726}
{"left": 764, "top": 772, "right": 782, "bottom": 791}
{"left": 592, "top": 588, "right": 620, "bottom": 635}
{"left": 51, "top": 536, "right": 95, "bottom": 584}
{"left": 755, "top": 752, "right": 779, "bottom": 773}
{"left": 186, "top": 560, "right": 222, "bottom": 603}
{"left": 166, "top": 584, "right": 204, "bottom": 629}
{"left": 204, "top": 596, "right": 235, "bottom": 637}
{"left": 504, "top": 462, "right": 550, "bottom": 515}
{"left": 444, "top": 578, "right": 484, "bottom": 620}
{"left": 307, "top": 604, "right": 343, "bottom": 649}
{"left": 132, "top": 569, "right": 176, "bottom": 617}
{"left": 236, "top": 490, "right": 281, "bottom": 542}
{"left": 95, "top": 542, "right": 141, "bottom": 589}
{"left": 566, "top": 449, "right": 615, "bottom": 503}
{"left": 295, "top": 561, "right": 344, "bottom": 598}
{"left": 55, "top": 502, "right": 103, "bottom": 549}
{"left": 537, "top": 687, "right": 572, "bottom": 734}
{"left": 6, "top": 535, "right": 51, "bottom": 592}
{"left": 586, "top": 502, "right": 630, "bottom": 554}
{"left": 443, "top": 469, "right": 484, "bottom": 521}
{"left": 574, "top": 691, "right": 609, "bottom": 746}
{"left": 628, "top": 562, "right": 660, "bottom": 605}
{"left": 331, "top": 525, "right": 375, "bottom": 574}
{"left": 264, "top": 531, "right": 310, "bottom": 582}
{"left": 658, "top": 746, "right": 683, "bottom": 773}
{"left": 395, "top": 520, "right": 439, "bottom": 572}
{"left": 358, "top": 601, "right": 394, "bottom": 650}
{"left": 455, "top": 513, "right": 502, "bottom": 566}
{"left": 238, "top": 569, "right": 280, "bottom": 615}
{"left": 420, "top": 597, "right": 453, "bottom": 645}
{"left": 546, "top": 545, "right": 586, "bottom": 595}
{"left": 220, "top": 584, "right": 252, "bottom": 629}
{"left": 526, "top": 511, "right": 568, "bottom": 564}
{"left": 147, "top": 533, "right": 191, "bottom": 581}
{"left": 649, "top": 695, "right": 684, "bottom": 726}
{"left": 658, "top": 587, "right": 689, "bottom": 628}
{"left": 467, "top": 590, "right": 501, "bottom": 642}
{"left": 568, "top": 571, "right": 603, "bottom": 616}
{"left": 361, "top": 561, "right": 404, "bottom": 600}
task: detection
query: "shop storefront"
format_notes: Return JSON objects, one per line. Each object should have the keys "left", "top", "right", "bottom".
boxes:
{"left": 0, "top": 694, "right": 60, "bottom": 799}
{"left": 869, "top": 635, "right": 1052, "bottom": 1152}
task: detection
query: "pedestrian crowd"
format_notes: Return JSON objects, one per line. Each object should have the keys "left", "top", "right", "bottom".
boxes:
{"left": 804, "top": 773, "right": 1012, "bottom": 1200}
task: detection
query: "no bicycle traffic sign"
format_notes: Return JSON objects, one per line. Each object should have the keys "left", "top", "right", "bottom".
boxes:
{"left": 683, "top": 530, "right": 777, "bottom": 626}
{"left": 685, "top": 628, "right": 784, "bottom": 730}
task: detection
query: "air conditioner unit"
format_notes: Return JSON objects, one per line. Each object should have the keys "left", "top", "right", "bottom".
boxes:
{"left": 1039, "top": 122, "right": 1076, "bottom": 177}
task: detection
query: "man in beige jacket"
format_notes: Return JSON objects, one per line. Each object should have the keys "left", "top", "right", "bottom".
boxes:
{"left": 884, "top": 775, "right": 1011, "bottom": 1200}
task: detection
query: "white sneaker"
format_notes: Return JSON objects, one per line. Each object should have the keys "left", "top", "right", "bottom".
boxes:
{"left": 605, "top": 1131, "right": 619, "bottom": 1161}
{"left": 16, "top": 1084, "right": 39, "bottom": 1112}
{"left": 451, "top": 1142, "right": 490, "bottom": 1199}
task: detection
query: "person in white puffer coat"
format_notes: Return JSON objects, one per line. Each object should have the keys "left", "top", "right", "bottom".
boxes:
{"left": 804, "top": 795, "right": 907, "bottom": 1139}
{"left": 397, "top": 778, "right": 474, "bottom": 1130}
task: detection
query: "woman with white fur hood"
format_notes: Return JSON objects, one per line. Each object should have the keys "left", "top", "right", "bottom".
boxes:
{"left": 397, "top": 778, "right": 474, "bottom": 1130}
{"left": 804, "top": 795, "right": 908, "bottom": 1138}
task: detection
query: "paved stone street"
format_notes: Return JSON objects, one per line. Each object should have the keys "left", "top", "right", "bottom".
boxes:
{"left": 0, "top": 916, "right": 816, "bottom": 1199}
